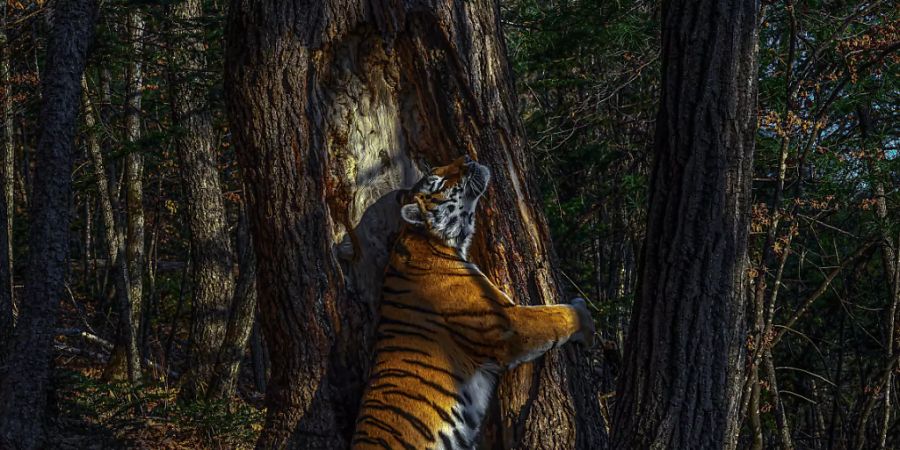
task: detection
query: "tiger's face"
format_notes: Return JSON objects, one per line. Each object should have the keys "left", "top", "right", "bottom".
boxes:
{"left": 400, "top": 156, "right": 491, "bottom": 257}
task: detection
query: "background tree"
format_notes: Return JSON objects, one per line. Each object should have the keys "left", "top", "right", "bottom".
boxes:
{"left": 0, "top": 0, "right": 895, "bottom": 448}
{"left": 0, "top": 0, "right": 14, "bottom": 352}
{"left": 0, "top": 0, "right": 97, "bottom": 447}
{"left": 104, "top": 10, "right": 145, "bottom": 382}
{"left": 169, "top": 0, "right": 238, "bottom": 401}
{"left": 611, "top": 0, "right": 760, "bottom": 448}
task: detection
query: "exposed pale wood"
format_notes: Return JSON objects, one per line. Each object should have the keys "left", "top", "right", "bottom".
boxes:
{"left": 225, "top": 1, "right": 603, "bottom": 448}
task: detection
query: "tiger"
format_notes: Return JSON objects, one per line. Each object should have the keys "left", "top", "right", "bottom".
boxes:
{"left": 351, "top": 155, "right": 595, "bottom": 450}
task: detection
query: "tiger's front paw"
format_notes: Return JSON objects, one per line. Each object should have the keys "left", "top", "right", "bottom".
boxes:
{"left": 570, "top": 297, "right": 595, "bottom": 347}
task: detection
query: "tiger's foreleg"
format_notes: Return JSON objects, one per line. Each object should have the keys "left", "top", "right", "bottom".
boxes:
{"left": 499, "top": 298, "right": 595, "bottom": 368}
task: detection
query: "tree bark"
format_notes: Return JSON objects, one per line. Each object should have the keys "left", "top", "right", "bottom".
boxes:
{"left": 0, "top": 0, "right": 96, "bottom": 447}
{"left": 250, "top": 319, "right": 268, "bottom": 393}
{"left": 208, "top": 202, "right": 258, "bottom": 399}
{"left": 105, "top": 11, "right": 145, "bottom": 382}
{"left": 0, "top": 0, "right": 14, "bottom": 350}
{"left": 168, "top": 0, "right": 238, "bottom": 401}
{"left": 611, "top": 0, "right": 760, "bottom": 448}
{"left": 225, "top": 1, "right": 604, "bottom": 449}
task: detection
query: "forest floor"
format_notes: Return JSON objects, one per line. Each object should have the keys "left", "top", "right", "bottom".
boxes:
{"left": 43, "top": 294, "right": 265, "bottom": 449}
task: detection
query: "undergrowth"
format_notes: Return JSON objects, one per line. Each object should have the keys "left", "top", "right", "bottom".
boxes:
{"left": 51, "top": 366, "right": 263, "bottom": 449}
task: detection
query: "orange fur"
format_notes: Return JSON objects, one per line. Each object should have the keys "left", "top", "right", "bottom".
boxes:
{"left": 352, "top": 159, "right": 594, "bottom": 450}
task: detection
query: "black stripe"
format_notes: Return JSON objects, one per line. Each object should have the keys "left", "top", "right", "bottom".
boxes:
{"left": 401, "top": 358, "right": 464, "bottom": 383}
{"left": 439, "top": 431, "right": 454, "bottom": 449}
{"left": 376, "top": 345, "right": 431, "bottom": 358}
{"left": 450, "top": 407, "right": 465, "bottom": 424}
{"left": 379, "top": 317, "right": 437, "bottom": 333}
{"left": 462, "top": 410, "right": 478, "bottom": 428}
{"left": 384, "top": 299, "right": 509, "bottom": 322}
{"left": 370, "top": 368, "right": 465, "bottom": 402}
{"left": 385, "top": 265, "right": 414, "bottom": 281}
{"left": 358, "top": 416, "right": 403, "bottom": 439}
{"left": 357, "top": 415, "right": 417, "bottom": 450}
{"left": 445, "top": 319, "right": 509, "bottom": 333}
{"left": 368, "top": 381, "right": 400, "bottom": 391}
{"left": 429, "top": 247, "right": 467, "bottom": 262}
{"left": 454, "top": 428, "right": 471, "bottom": 449}
{"left": 377, "top": 328, "right": 438, "bottom": 343}
{"left": 363, "top": 398, "right": 435, "bottom": 442}
{"left": 424, "top": 318, "right": 495, "bottom": 357}
{"left": 382, "top": 389, "right": 453, "bottom": 422}
{"left": 383, "top": 286, "right": 413, "bottom": 295}
{"left": 443, "top": 309, "right": 509, "bottom": 319}
{"left": 352, "top": 433, "right": 392, "bottom": 450}
{"left": 381, "top": 299, "right": 438, "bottom": 316}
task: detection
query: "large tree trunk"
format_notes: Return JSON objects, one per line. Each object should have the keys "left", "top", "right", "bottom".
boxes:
{"left": 0, "top": 0, "right": 14, "bottom": 350}
{"left": 105, "top": 11, "right": 145, "bottom": 382}
{"left": 0, "top": 0, "right": 96, "bottom": 447}
{"left": 168, "top": 0, "right": 238, "bottom": 401}
{"left": 225, "top": 1, "right": 604, "bottom": 449}
{"left": 611, "top": 0, "right": 760, "bottom": 448}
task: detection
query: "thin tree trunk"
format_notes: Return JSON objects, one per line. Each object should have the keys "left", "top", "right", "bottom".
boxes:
{"left": 611, "top": 0, "right": 760, "bottom": 447}
{"left": 225, "top": 1, "right": 605, "bottom": 448}
{"left": 749, "top": 368, "right": 763, "bottom": 450}
{"left": 828, "top": 312, "right": 847, "bottom": 449}
{"left": 169, "top": 0, "right": 237, "bottom": 401}
{"left": 0, "top": 0, "right": 14, "bottom": 350}
{"left": 81, "top": 192, "right": 92, "bottom": 289}
{"left": 141, "top": 175, "right": 163, "bottom": 360}
{"left": 208, "top": 203, "right": 257, "bottom": 399}
{"left": 105, "top": 11, "right": 145, "bottom": 382}
{"left": 0, "top": 1, "right": 97, "bottom": 446}
{"left": 858, "top": 103, "right": 898, "bottom": 450}
{"left": 765, "top": 350, "right": 795, "bottom": 450}
{"left": 84, "top": 78, "right": 137, "bottom": 383}
{"left": 210, "top": 205, "right": 256, "bottom": 398}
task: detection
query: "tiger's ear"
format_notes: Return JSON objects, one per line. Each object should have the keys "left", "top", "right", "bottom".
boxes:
{"left": 401, "top": 203, "right": 425, "bottom": 225}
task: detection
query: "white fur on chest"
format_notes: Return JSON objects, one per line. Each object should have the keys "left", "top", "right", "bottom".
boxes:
{"left": 437, "top": 367, "right": 498, "bottom": 450}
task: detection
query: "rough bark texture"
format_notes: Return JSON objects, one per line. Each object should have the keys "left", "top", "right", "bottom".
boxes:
{"left": 0, "top": 1, "right": 14, "bottom": 350}
{"left": 170, "top": 0, "right": 238, "bottom": 401}
{"left": 105, "top": 11, "right": 144, "bottom": 382}
{"left": 225, "top": 1, "right": 604, "bottom": 449}
{"left": 208, "top": 204, "right": 258, "bottom": 399}
{"left": 0, "top": 0, "right": 96, "bottom": 447}
{"left": 611, "top": 0, "right": 760, "bottom": 448}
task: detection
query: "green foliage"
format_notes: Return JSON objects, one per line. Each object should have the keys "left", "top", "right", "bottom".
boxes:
{"left": 504, "top": 0, "right": 658, "bottom": 339}
{"left": 53, "top": 368, "right": 262, "bottom": 449}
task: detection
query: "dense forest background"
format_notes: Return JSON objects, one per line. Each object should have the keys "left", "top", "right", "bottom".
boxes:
{"left": 0, "top": 0, "right": 897, "bottom": 449}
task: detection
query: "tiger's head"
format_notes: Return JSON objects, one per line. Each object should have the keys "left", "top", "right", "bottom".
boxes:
{"left": 400, "top": 156, "right": 491, "bottom": 258}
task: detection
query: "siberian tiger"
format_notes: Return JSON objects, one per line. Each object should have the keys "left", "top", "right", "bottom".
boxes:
{"left": 351, "top": 156, "right": 595, "bottom": 450}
